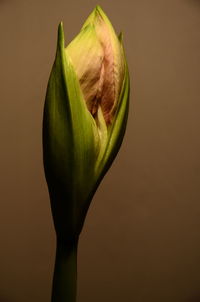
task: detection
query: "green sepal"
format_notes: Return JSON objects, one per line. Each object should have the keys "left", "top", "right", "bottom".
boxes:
{"left": 43, "top": 23, "right": 97, "bottom": 239}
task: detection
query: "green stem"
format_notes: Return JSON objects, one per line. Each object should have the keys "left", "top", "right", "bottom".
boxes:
{"left": 51, "top": 238, "right": 78, "bottom": 302}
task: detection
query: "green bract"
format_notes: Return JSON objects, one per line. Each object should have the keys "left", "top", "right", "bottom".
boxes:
{"left": 43, "top": 6, "right": 130, "bottom": 241}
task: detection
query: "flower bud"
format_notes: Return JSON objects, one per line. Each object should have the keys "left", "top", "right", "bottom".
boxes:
{"left": 43, "top": 6, "right": 130, "bottom": 239}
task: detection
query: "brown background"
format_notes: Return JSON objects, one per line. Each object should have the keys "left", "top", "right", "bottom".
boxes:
{"left": 0, "top": 0, "right": 200, "bottom": 301}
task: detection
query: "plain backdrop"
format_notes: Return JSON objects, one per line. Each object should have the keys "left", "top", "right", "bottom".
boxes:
{"left": 0, "top": 0, "right": 200, "bottom": 301}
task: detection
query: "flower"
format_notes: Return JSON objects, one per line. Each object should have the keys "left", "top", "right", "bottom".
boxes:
{"left": 43, "top": 6, "right": 130, "bottom": 240}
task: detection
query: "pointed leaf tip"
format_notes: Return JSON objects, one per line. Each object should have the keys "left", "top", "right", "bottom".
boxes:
{"left": 58, "top": 22, "right": 65, "bottom": 47}
{"left": 118, "top": 32, "right": 123, "bottom": 42}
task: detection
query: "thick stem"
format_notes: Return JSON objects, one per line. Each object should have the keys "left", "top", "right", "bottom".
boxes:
{"left": 51, "top": 238, "right": 78, "bottom": 302}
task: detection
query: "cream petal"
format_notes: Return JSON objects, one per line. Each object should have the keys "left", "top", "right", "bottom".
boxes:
{"left": 81, "top": 6, "right": 125, "bottom": 123}
{"left": 66, "top": 25, "right": 104, "bottom": 114}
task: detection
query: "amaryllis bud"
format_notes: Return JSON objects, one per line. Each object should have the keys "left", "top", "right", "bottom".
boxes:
{"left": 43, "top": 6, "right": 130, "bottom": 302}
{"left": 43, "top": 5, "right": 129, "bottom": 237}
